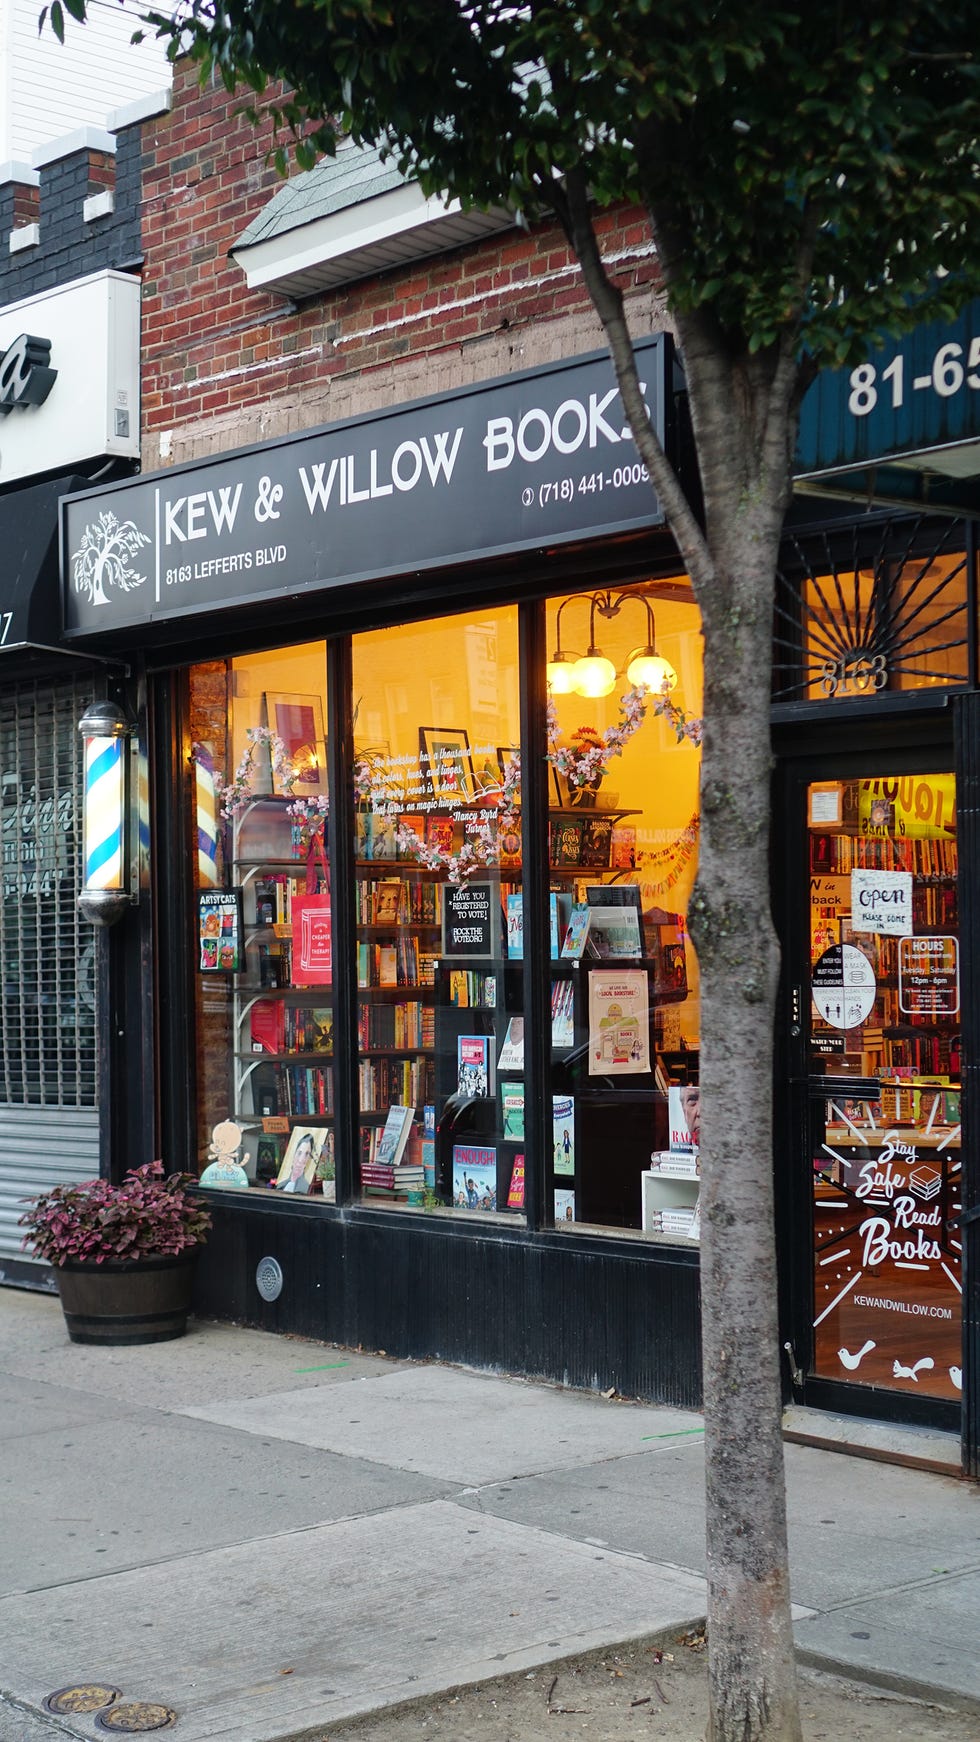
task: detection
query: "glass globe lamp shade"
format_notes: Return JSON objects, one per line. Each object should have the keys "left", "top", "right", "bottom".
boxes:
{"left": 626, "top": 647, "right": 677, "bottom": 692}
{"left": 545, "top": 651, "right": 580, "bottom": 695}
{"left": 573, "top": 649, "right": 617, "bottom": 698}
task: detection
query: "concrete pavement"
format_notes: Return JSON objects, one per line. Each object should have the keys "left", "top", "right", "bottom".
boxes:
{"left": 0, "top": 1287, "right": 977, "bottom": 1741}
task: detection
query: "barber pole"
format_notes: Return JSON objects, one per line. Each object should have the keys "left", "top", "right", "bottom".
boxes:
{"left": 83, "top": 734, "right": 124, "bottom": 890}
{"left": 193, "top": 744, "right": 219, "bottom": 886}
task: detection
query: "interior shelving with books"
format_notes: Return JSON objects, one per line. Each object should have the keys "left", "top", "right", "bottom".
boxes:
{"left": 808, "top": 791, "right": 960, "bottom": 1086}
{"left": 431, "top": 880, "right": 699, "bottom": 1230}
{"left": 229, "top": 797, "right": 335, "bottom": 1182}
{"left": 355, "top": 857, "right": 441, "bottom": 1173}
{"left": 229, "top": 800, "right": 700, "bottom": 1218}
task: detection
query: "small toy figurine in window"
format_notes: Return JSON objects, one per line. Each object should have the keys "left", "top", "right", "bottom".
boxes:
{"left": 199, "top": 1119, "right": 250, "bottom": 1189}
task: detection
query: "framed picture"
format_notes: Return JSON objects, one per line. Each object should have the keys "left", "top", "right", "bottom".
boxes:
{"left": 276, "top": 1126, "right": 330, "bottom": 1195}
{"left": 265, "top": 693, "right": 327, "bottom": 797}
{"left": 419, "top": 726, "right": 475, "bottom": 803}
{"left": 550, "top": 765, "right": 571, "bottom": 808}
{"left": 198, "top": 888, "right": 243, "bottom": 973}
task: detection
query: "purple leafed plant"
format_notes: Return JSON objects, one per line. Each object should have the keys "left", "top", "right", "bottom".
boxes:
{"left": 20, "top": 1162, "right": 212, "bottom": 1266}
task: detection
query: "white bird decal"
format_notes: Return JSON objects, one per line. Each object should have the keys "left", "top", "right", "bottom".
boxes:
{"left": 892, "top": 1357, "right": 935, "bottom": 1382}
{"left": 838, "top": 1340, "right": 876, "bottom": 1371}
{"left": 949, "top": 1366, "right": 963, "bottom": 1391}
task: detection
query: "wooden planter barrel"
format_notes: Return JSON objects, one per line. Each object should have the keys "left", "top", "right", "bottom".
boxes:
{"left": 56, "top": 1254, "right": 198, "bottom": 1345}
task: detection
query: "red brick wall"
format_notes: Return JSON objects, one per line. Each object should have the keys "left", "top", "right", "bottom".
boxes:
{"left": 140, "top": 61, "right": 664, "bottom": 464}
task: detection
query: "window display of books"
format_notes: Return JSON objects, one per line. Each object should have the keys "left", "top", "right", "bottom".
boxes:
{"left": 641, "top": 1166, "right": 700, "bottom": 1241}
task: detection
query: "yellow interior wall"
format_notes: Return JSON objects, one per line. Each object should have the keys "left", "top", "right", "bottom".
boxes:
{"left": 227, "top": 590, "right": 703, "bottom": 1045}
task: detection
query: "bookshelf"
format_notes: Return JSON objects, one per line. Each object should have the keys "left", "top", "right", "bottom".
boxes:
{"left": 229, "top": 797, "right": 334, "bottom": 1185}
{"left": 355, "top": 856, "right": 439, "bottom": 1173}
{"left": 641, "top": 1167, "right": 700, "bottom": 1241}
{"left": 226, "top": 800, "right": 697, "bottom": 1211}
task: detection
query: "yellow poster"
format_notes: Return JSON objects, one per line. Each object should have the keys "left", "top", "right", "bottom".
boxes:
{"left": 857, "top": 775, "right": 955, "bottom": 840}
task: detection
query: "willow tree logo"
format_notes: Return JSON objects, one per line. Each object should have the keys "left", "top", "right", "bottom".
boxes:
{"left": 72, "top": 512, "right": 150, "bottom": 608}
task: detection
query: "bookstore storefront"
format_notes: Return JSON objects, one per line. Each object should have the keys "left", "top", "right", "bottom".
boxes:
{"left": 60, "top": 339, "right": 711, "bottom": 1407}
{"left": 59, "top": 337, "right": 979, "bottom": 1456}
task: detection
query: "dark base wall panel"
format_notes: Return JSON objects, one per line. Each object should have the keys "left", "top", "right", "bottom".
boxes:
{"left": 193, "top": 1200, "right": 703, "bottom": 1408}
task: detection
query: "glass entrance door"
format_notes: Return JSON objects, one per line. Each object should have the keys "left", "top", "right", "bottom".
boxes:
{"left": 805, "top": 772, "right": 963, "bottom": 1405}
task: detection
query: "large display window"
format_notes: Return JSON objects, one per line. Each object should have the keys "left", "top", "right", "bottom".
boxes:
{"left": 186, "top": 581, "right": 704, "bottom": 1239}
{"left": 189, "top": 642, "right": 333, "bottom": 1194}
{"left": 351, "top": 607, "right": 524, "bottom": 1217}
{"left": 544, "top": 582, "right": 703, "bottom": 1235}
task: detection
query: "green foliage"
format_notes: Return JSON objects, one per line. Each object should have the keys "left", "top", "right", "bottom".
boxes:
{"left": 113, "top": 0, "right": 980, "bottom": 373}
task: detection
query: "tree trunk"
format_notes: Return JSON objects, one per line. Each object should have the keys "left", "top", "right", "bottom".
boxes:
{"left": 560, "top": 188, "right": 803, "bottom": 1740}
{"left": 690, "top": 510, "right": 802, "bottom": 1742}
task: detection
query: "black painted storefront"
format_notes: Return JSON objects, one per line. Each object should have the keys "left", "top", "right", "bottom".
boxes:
{"left": 57, "top": 345, "right": 980, "bottom": 1466}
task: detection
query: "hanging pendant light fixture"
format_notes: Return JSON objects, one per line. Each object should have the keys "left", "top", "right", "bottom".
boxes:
{"left": 547, "top": 588, "right": 677, "bottom": 697}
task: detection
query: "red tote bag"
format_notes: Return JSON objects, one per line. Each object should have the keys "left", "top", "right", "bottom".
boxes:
{"left": 291, "top": 828, "right": 332, "bottom": 987}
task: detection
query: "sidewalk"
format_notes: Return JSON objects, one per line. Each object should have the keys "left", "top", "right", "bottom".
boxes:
{"left": 0, "top": 1288, "right": 977, "bottom": 1742}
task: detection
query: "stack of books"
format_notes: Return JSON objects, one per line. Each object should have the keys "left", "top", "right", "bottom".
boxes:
{"left": 648, "top": 1203, "right": 700, "bottom": 1238}
{"left": 360, "top": 1162, "right": 425, "bottom": 1199}
{"left": 649, "top": 1149, "right": 699, "bottom": 1178}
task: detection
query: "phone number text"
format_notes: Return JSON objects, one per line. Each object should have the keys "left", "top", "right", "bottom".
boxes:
{"left": 522, "top": 461, "right": 649, "bottom": 509}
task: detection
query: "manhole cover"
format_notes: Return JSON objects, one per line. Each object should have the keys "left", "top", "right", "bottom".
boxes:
{"left": 256, "top": 1255, "right": 283, "bottom": 1301}
{"left": 95, "top": 1701, "right": 177, "bottom": 1732}
{"left": 44, "top": 1685, "right": 120, "bottom": 1715}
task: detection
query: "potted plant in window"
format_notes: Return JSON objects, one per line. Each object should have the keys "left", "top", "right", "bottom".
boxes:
{"left": 19, "top": 1162, "right": 212, "bottom": 1346}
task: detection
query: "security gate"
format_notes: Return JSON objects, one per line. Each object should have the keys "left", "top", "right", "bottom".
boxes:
{"left": 0, "top": 678, "right": 100, "bottom": 1275}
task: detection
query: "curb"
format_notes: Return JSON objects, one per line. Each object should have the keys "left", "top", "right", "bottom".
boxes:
{"left": 794, "top": 1648, "right": 980, "bottom": 1719}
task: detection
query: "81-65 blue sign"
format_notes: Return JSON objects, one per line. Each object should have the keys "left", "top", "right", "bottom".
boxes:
{"left": 846, "top": 336, "right": 980, "bottom": 417}
{"left": 796, "top": 298, "right": 980, "bottom": 478}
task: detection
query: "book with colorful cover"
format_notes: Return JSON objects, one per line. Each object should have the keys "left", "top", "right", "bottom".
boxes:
{"left": 452, "top": 1145, "right": 497, "bottom": 1210}
{"left": 554, "top": 1187, "right": 576, "bottom": 1222}
{"left": 550, "top": 976, "right": 575, "bottom": 1048}
{"left": 668, "top": 1083, "right": 699, "bottom": 1153}
{"left": 501, "top": 1083, "right": 525, "bottom": 1140}
{"left": 372, "top": 879, "right": 403, "bottom": 925}
{"left": 498, "top": 819, "right": 522, "bottom": 869}
{"left": 355, "top": 811, "right": 373, "bottom": 860}
{"left": 505, "top": 893, "right": 560, "bottom": 959}
{"left": 425, "top": 815, "right": 456, "bottom": 854}
{"left": 553, "top": 1093, "right": 575, "bottom": 1175}
{"left": 507, "top": 1153, "right": 525, "bottom": 1209}
{"left": 457, "top": 1033, "right": 492, "bottom": 1097}
{"left": 580, "top": 816, "right": 613, "bottom": 868}
{"left": 506, "top": 892, "right": 524, "bottom": 959}
{"left": 374, "top": 1104, "right": 415, "bottom": 1168}
{"left": 397, "top": 814, "right": 426, "bottom": 858}
{"left": 552, "top": 820, "right": 583, "bottom": 867}
{"left": 610, "top": 825, "right": 637, "bottom": 869}
{"left": 560, "top": 903, "right": 591, "bottom": 959}
{"left": 421, "top": 1102, "right": 436, "bottom": 1189}
{"left": 371, "top": 813, "right": 397, "bottom": 860}
{"left": 250, "top": 998, "right": 285, "bottom": 1054}
{"left": 497, "top": 1016, "right": 525, "bottom": 1071}
{"left": 587, "top": 904, "right": 643, "bottom": 958}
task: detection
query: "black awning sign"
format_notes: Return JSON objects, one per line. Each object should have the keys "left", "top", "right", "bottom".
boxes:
{"left": 61, "top": 338, "right": 670, "bottom": 638}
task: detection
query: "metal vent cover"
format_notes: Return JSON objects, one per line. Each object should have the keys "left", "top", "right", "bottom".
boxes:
{"left": 256, "top": 1255, "right": 284, "bottom": 1301}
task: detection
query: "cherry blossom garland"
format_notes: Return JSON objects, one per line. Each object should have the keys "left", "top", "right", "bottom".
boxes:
{"left": 285, "top": 760, "right": 372, "bottom": 847}
{"left": 393, "top": 752, "right": 522, "bottom": 884}
{"left": 547, "top": 685, "right": 703, "bottom": 789}
{"left": 217, "top": 727, "right": 296, "bottom": 819}
{"left": 394, "top": 818, "right": 501, "bottom": 886}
